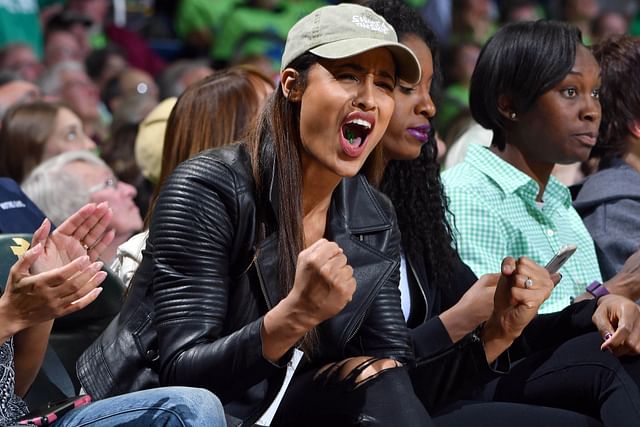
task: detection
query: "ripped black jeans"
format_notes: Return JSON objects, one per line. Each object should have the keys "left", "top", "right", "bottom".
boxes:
{"left": 271, "top": 357, "right": 433, "bottom": 427}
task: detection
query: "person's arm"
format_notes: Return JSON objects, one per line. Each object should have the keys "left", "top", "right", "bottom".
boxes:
{"left": 2, "top": 245, "right": 105, "bottom": 396}
{"left": 510, "top": 299, "right": 597, "bottom": 359}
{"left": 262, "top": 238, "right": 357, "bottom": 362}
{"left": 571, "top": 248, "right": 640, "bottom": 303}
{"left": 602, "top": 248, "right": 640, "bottom": 300}
{"left": 481, "top": 256, "right": 558, "bottom": 363}
{"left": 438, "top": 273, "right": 497, "bottom": 343}
{"left": 10, "top": 203, "right": 113, "bottom": 396}
{"left": 151, "top": 157, "right": 355, "bottom": 401}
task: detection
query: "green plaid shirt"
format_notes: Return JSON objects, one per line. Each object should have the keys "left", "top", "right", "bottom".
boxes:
{"left": 442, "top": 144, "right": 603, "bottom": 313}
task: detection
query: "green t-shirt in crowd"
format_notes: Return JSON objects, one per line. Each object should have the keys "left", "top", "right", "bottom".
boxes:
{"left": 0, "top": 0, "right": 43, "bottom": 57}
{"left": 212, "top": 0, "right": 324, "bottom": 68}
{"left": 174, "top": 0, "right": 244, "bottom": 41}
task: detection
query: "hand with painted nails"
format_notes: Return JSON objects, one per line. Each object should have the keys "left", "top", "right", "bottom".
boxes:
{"left": 592, "top": 294, "right": 640, "bottom": 356}
{"left": 481, "top": 256, "right": 558, "bottom": 362}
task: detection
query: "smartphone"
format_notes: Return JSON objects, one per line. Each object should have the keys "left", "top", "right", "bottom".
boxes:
{"left": 18, "top": 395, "right": 91, "bottom": 426}
{"left": 545, "top": 244, "right": 577, "bottom": 273}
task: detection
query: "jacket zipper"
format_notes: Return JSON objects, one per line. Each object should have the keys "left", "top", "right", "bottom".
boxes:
{"left": 255, "top": 260, "right": 274, "bottom": 310}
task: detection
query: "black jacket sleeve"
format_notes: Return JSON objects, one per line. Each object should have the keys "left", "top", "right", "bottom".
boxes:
{"left": 149, "top": 155, "right": 283, "bottom": 402}
{"left": 355, "top": 209, "right": 413, "bottom": 364}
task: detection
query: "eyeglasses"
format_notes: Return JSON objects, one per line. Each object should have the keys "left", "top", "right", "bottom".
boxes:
{"left": 88, "top": 177, "right": 118, "bottom": 193}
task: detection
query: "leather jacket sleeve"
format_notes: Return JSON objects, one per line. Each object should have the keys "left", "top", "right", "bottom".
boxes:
{"left": 148, "top": 153, "right": 283, "bottom": 402}
{"left": 353, "top": 210, "right": 413, "bottom": 364}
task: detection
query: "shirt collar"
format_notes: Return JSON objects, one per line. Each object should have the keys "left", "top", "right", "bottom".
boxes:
{"left": 466, "top": 144, "right": 572, "bottom": 209}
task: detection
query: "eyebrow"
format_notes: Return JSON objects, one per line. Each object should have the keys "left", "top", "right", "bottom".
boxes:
{"left": 567, "top": 70, "right": 602, "bottom": 78}
{"left": 337, "top": 63, "right": 396, "bottom": 82}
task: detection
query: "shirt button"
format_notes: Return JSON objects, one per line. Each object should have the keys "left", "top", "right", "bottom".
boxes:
{"left": 546, "top": 229, "right": 555, "bottom": 237}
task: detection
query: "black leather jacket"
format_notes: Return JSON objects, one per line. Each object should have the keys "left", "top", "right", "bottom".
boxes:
{"left": 78, "top": 142, "right": 411, "bottom": 422}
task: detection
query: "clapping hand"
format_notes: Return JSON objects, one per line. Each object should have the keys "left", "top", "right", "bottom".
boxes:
{"left": 30, "top": 202, "right": 115, "bottom": 274}
{"left": 0, "top": 203, "right": 114, "bottom": 334}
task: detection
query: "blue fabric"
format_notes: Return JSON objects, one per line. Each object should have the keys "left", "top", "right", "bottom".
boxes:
{"left": 53, "top": 387, "right": 226, "bottom": 427}
{"left": 0, "top": 178, "right": 47, "bottom": 233}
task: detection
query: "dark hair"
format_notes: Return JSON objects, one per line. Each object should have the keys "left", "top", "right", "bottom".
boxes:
{"left": 590, "top": 35, "right": 640, "bottom": 168}
{"left": 469, "top": 20, "right": 582, "bottom": 150}
{"left": 247, "top": 53, "right": 317, "bottom": 353}
{"left": 441, "top": 40, "right": 481, "bottom": 87}
{"left": 145, "top": 66, "right": 274, "bottom": 227}
{"left": 366, "top": 0, "right": 440, "bottom": 88}
{"left": 85, "top": 45, "right": 126, "bottom": 81}
{"left": 367, "top": 0, "right": 457, "bottom": 288}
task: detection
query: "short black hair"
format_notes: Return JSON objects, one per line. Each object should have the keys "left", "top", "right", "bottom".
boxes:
{"left": 366, "top": 0, "right": 440, "bottom": 86}
{"left": 469, "top": 20, "right": 582, "bottom": 150}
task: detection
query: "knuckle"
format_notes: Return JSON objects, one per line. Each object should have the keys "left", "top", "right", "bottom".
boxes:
{"left": 344, "top": 265, "right": 354, "bottom": 277}
{"left": 52, "top": 272, "right": 66, "bottom": 283}
{"left": 319, "top": 262, "right": 333, "bottom": 277}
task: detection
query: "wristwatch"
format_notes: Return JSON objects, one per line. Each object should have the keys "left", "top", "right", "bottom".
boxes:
{"left": 586, "top": 281, "right": 609, "bottom": 299}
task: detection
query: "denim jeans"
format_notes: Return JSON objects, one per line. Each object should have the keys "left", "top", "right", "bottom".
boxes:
{"left": 53, "top": 387, "right": 226, "bottom": 427}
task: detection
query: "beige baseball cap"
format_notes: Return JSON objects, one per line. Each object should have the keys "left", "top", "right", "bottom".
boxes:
{"left": 281, "top": 3, "right": 421, "bottom": 84}
{"left": 134, "top": 97, "right": 177, "bottom": 185}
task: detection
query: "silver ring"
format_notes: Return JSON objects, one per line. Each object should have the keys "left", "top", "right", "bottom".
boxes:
{"left": 524, "top": 278, "right": 534, "bottom": 289}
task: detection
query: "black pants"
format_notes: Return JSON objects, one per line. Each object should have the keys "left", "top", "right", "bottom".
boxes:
{"left": 477, "top": 332, "right": 640, "bottom": 426}
{"left": 272, "top": 363, "right": 601, "bottom": 426}
{"left": 272, "top": 365, "right": 433, "bottom": 427}
{"left": 435, "top": 401, "right": 602, "bottom": 427}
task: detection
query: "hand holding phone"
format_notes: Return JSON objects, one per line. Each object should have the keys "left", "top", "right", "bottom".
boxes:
{"left": 545, "top": 244, "right": 577, "bottom": 274}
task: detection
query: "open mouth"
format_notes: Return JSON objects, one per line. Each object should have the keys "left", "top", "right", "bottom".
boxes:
{"left": 340, "top": 115, "right": 374, "bottom": 158}
{"left": 342, "top": 118, "right": 372, "bottom": 148}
